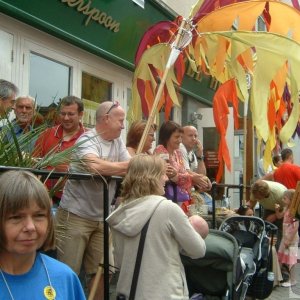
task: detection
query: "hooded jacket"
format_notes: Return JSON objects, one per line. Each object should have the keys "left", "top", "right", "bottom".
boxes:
{"left": 107, "top": 195, "right": 206, "bottom": 300}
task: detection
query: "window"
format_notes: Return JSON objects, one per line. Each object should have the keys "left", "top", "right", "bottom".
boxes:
{"left": 29, "top": 52, "right": 70, "bottom": 117}
{"left": 0, "top": 29, "right": 14, "bottom": 81}
{"left": 81, "top": 72, "right": 112, "bottom": 127}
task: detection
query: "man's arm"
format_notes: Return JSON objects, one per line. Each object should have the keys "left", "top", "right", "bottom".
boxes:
{"left": 82, "top": 154, "right": 129, "bottom": 176}
{"left": 261, "top": 171, "right": 274, "bottom": 181}
{"left": 194, "top": 140, "right": 207, "bottom": 175}
{"left": 195, "top": 156, "right": 207, "bottom": 176}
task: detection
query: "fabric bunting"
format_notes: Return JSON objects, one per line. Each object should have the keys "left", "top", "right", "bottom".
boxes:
{"left": 130, "top": 0, "right": 300, "bottom": 181}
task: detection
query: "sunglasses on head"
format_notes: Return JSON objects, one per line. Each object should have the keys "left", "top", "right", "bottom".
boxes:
{"left": 106, "top": 100, "right": 120, "bottom": 114}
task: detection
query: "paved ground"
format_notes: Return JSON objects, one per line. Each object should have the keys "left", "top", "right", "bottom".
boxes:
{"left": 266, "top": 259, "right": 300, "bottom": 300}
{"left": 109, "top": 252, "right": 300, "bottom": 299}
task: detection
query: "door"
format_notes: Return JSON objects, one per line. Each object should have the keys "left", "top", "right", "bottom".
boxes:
{"left": 197, "top": 107, "right": 239, "bottom": 206}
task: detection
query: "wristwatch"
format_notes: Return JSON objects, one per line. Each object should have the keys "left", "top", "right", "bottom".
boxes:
{"left": 196, "top": 155, "right": 204, "bottom": 160}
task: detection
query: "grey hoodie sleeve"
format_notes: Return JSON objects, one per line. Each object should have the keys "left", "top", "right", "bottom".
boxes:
{"left": 168, "top": 203, "right": 206, "bottom": 259}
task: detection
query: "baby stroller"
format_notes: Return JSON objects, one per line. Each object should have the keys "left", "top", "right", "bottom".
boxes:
{"left": 182, "top": 229, "right": 244, "bottom": 300}
{"left": 219, "top": 216, "right": 277, "bottom": 300}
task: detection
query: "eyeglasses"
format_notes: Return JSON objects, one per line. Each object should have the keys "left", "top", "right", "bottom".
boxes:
{"left": 106, "top": 100, "right": 120, "bottom": 114}
{"left": 59, "top": 112, "right": 77, "bottom": 117}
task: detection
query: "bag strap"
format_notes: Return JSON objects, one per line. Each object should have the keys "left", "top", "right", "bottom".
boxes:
{"left": 128, "top": 217, "right": 151, "bottom": 300}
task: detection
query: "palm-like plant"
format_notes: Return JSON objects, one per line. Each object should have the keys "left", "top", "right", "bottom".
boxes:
{"left": 0, "top": 115, "right": 94, "bottom": 197}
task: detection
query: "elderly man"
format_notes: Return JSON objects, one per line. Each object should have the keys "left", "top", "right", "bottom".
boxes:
{"left": 0, "top": 79, "right": 18, "bottom": 118}
{"left": 55, "top": 100, "right": 130, "bottom": 299}
{"left": 2, "top": 96, "right": 36, "bottom": 150}
{"left": 10, "top": 95, "right": 35, "bottom": 134}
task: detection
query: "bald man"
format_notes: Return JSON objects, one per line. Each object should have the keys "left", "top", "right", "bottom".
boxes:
{"left": 189, "top": 215, "right": 209, "bottom": 239}
{"left": 56, "top": 100, "right": 131, "bottom": 300}
{"left": 180, "top": 125, "right": 212, "bottom": 210}
{"left": 181, "top": 125, "right": 206, "bottom": 175}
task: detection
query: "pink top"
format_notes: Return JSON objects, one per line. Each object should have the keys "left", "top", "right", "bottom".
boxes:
{"left": 154, "top": 144, "right": 192, "bottom": 194}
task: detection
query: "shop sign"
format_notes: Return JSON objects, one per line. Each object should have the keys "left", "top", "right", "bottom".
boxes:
{"left": 204, "top": 150, "right": 219, "bottom": 168}
{"left": 60, "top": 0, "right": 120, "bottom": 32}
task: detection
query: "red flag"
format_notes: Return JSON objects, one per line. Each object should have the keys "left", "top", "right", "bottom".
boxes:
{"left": 213, "top": 79, "right": 238, "bottom": 182}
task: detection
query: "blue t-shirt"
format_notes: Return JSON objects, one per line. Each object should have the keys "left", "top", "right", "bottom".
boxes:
{"left": 0, "top": 253, "right": 86, "bottom": 299}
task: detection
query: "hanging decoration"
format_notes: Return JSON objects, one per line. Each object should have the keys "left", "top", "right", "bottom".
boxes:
{"left": 130, "top": 0, "right": 300, "bottom": 189}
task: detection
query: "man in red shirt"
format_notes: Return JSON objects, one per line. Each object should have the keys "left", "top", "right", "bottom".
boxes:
{"left": 34, "top": 95, "right": 86, "bottom": 203}
{"left": 263, "top": 148, "right": 300, "bottom": 189}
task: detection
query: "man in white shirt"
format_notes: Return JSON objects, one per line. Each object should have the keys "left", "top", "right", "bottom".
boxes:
{"left": 180, "top": 126, "right": 206, "bottom": 176}
{"left": 56, "top": 101, "right": 131, "bottom": 299}
{"left": 180, "top": 125, "right": 212, "bottom": 209}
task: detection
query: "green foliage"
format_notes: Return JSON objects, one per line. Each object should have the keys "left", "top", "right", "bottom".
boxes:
{"left": 0, "top": 122, "right": 46, "bottom": 167}
{"left": 0, "top": 116, "right": 91, "bottom": 197}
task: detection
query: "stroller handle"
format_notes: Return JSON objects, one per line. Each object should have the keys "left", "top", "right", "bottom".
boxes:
{"left": 264, "top": 221, "right": 278, "bottom": 234}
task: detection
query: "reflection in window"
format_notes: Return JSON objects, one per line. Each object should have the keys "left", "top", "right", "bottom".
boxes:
{"left": 29, "top": 52, "right": 70, "bottom": 118}
{"left": 81, "top": 72, "right": 112, "bottom": 103}
{"left": 81, "top": 72, "right": 112, "bottom": 127}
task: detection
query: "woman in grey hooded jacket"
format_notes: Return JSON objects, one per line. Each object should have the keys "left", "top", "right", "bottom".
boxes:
{"left": 107, "top": 154, "right": 206, "bottom": 300}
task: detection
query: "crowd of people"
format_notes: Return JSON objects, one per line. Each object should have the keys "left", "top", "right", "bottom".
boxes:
{"left": 0, "top": 79, "right": 211, "bottom": 299}
{"left": 247, "top": 148, "right": 300, "bottom": 288}
{"left": 1, "top": 77, "right": 300, "bottom": 298}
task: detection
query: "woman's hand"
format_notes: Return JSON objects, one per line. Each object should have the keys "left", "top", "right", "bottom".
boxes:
{"left": 166, "top": 164, "right": 177, "bottom": 180}
{"left": 193, "top": 174, "right": 211, "bottom": 192}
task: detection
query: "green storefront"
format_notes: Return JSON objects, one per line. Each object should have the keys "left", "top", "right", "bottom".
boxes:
{"left": 0, "top": 0, "right": 214, "bottom": 124}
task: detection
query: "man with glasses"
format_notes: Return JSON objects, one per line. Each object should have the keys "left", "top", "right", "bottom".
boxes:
{"left": 34, "top": 95, "right": 86, "bottom": 204}
{"left": 55, "top": 100, "right": 130, "bottom": 300}
{"left": 0, "top": 79, "right": 18, "bottom": 125}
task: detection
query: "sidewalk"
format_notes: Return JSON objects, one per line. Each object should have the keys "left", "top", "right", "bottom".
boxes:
{"left": 266, "top": 251, "right": 300, "bottom": 300}
{"left": 109, "top": 252, "right": 300, "bottom": 299}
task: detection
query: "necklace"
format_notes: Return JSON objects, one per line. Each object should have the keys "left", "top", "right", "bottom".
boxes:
{"left": 0, "top": 253, "right": 56, "bottom": 300}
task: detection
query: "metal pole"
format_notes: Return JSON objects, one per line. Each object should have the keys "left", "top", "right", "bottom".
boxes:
{"left": 136, "top": 18, "right": 187, "bottom": 154}
{"left": 103, "top": 180, "right": 110, "bottom": 300}
{"left": 211, "top": 182, "right": 217, "bottom": 229}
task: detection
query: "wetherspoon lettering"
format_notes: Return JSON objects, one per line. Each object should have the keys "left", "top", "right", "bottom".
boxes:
{"left": 61, "top": 0, "right": 120, "bottom": 32}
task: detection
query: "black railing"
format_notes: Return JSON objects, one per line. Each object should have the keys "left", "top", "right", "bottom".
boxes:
{"left": 0, "top": 165, "right": 119, "bottom": 300}
{"left": 211, "top": 182, "right": 251, "bottom": 228}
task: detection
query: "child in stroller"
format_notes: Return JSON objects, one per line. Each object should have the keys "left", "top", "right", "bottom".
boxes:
{"left": 182, "top": 215, "right": 277, "bottom": 299}
{"left": 182, "top": 229, "right": 243, "bottom": 300}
